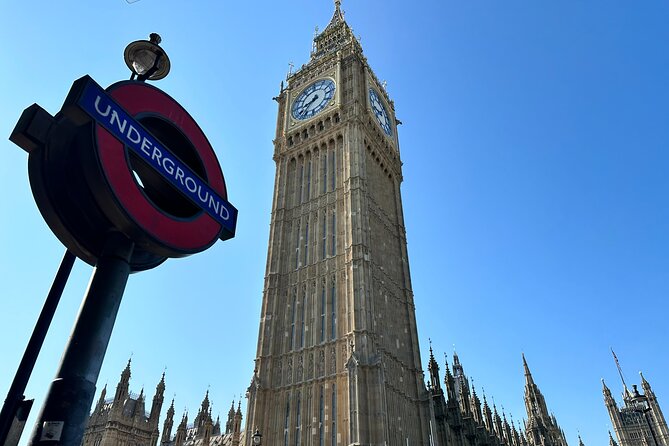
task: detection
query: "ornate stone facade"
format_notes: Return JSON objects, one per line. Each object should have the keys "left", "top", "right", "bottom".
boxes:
{"left": 427, "top": 349, "right": 567, "bottom": 446}
{"left": 81, "top": 360, "right": 163, "bottom": 446}
{"left": 603, "top": 357, "right": 669, "bottom": 446}
{"left": 244, "top": 1, "right": 431, "bottom": 444}
{"left": 81, "top": 361, "right": 244, "bottom": 446}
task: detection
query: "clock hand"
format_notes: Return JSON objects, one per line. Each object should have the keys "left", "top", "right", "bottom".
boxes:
{"left": 300, "top": 94, "right": 321, "bottom": 114}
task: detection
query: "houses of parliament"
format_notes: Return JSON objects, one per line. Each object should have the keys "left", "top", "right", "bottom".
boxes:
{"left": 80, "top": 2, "right": 667, "bottom": 446}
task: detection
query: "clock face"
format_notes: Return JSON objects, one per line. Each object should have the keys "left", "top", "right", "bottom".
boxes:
{"left": 369, "top": 88, "right": 392, "bottom": 136}
{"left": 291, "top": 78, "right": 336, "bottom": 121}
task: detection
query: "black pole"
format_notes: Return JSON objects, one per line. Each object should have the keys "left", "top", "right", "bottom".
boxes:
{"left": 28, "top": 233, "right": 134, "bottom": 446}
{"left": 0, "top": 250, "right": 76, "bottom": 446}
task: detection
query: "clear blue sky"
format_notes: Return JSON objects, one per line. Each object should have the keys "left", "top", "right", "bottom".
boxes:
{"left": 1, "top": 1, "right": 667, "bottom": 444}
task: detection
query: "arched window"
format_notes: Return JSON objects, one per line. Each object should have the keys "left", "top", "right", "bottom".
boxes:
{"left": 320, "top": 282, "right": 326, "bottom": 343}
{"left": 284, "top": 394, "right": 291, "bottom": 446}
{"left": 290, "top": 288, "right": 297, "bottom": 350}
{"left": 331, "top": 384, "right": 337, "bottom": 446}
{"left": 295, "top": 391, "right": 302, "bottom": 446}
{"left": 330, "top": 279, "right": 337, "bottom": 340}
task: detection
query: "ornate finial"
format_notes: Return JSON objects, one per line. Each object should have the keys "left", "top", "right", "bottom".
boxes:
{"left": 335, "top": 0, "right": 341, "bottom": 11}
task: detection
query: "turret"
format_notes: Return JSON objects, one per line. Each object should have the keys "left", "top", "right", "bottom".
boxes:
{"left": 161, "top": 399, "right": 175, "bottom": 445}
{"left": 482, "top": 394, "right": 494, "bottom": 434}
{"left": 203, "top": 409, "right": 213, "bottom": 446}
{"left": 226, "top": 400, "right": 235, "bottom": 434}
{"left": 135, "top": 388, "right": 146, "bottom": 421}
{"left": 232, "top": 401, "right": 243, "bottom": 446}
{"left": 94, "top": 384, "right": 107, "bottom": 414}
{"left": 114, "top": 358, "right": 132, "bottom": 404}
{"left": 444, "top": 360, "right": 457, "bottom": 403}
{"left": 213, "top": 415, "right": 221, "bottom": 436}
{"left": 428, "top": 342, "right": 442, "bottom": 392}
{"left": 608, "top": 431, "right": 619, "bottom": 446}
{"left": 195, "top": 390, "right": 211, "bottom": 431}
{"left": 471, "top": 384, "right": 483, "bottom": 424}
{"left": 150, "top": 372, "right": 165, "bottom": 423}
{"left": 174, "top": 412, "right": 188, "bottom": 446}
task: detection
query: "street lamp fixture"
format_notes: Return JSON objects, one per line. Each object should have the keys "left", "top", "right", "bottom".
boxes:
{"left": 252, "top": 429, "right": 262, "bottom": 445}
{"left": 124, "top": 33, "right": 171, "bottom": 81}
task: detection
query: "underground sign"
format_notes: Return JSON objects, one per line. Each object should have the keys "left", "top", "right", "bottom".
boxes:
{"left": 11, "top": 75, "right": 237, "bottom": 271}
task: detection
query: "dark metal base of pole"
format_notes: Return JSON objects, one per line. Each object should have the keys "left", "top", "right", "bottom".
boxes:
{"left": 0, "top": 250, "right": 75, "bottom": 446}
{"left": 29, "top": 233, "right": 134, "bottom": 446}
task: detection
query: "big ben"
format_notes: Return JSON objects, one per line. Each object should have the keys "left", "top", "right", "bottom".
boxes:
{"left": 245, "top": 2, "right": 431, "bottom": 444}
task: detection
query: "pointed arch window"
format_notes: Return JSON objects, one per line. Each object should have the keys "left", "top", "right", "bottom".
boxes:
{"left": 330, "top": 280, "right": 337, "bottom": 340}
{"left": 289, "top": 288, "right": 297, "bottom": 351}
{"left": 321, "top": 211, "right": 327, "bottom": 260}
{"left": 321, "top": 150, "right": 327, "bottom": 194}
{"left": 330, "top": 211, "right": 336, "bottom": 257}
{"left": 295, "top": 391, "right": 302, "bottom": 446}
{"left": 319, "top": 386, "right": 325, "bottom": 446}
{"left": 331, "top": 384, "right": 337, "bottom": 446}
{"left": 305, "top": 157, "right": 312, "bottom": 201}
{"left": 320, "top": 282, "right": 326, "bottom": 344}
{"left": 300, "top": 285, "right": 306, "bottom": 349}
{"left": 295, "top": 220, "right": 301, "bottom": 270}
{"left": 284, "top": 394, "right": 291, "bottom": 446}
{"left": 297, "top": 159, "right": 304, "bottom": 205}
{"left": 330, "top": 147, "right": 336, "bottom": 191}
{"left": 303, "top": 220, "right": 309, "bottom": 266}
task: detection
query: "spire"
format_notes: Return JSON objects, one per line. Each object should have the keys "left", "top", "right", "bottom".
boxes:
{"left": 602, "top": 378, "right": 617, "bottom": 402}
{"left": 135, "top": 388, "right": 146, "bottom": 420}
{"left": 522, "top": 353, "right": 535, "bottom": 386}
{"left": 174, "top": 411, "right": 188, "bottom": 446}
{"left": 226, "top": 400, "right": 235, "bottom": 434}
{"left": 161, "top": 399, "right": 175, "bottom": 444}
{"left": 324, "top": 0, "right": 345, "bottom": 32}
{"left": 311, "top": 0, "right": 360, "bottom": 60}
{"left": 578, "top": 434, "right": 585, "bottom": 446}
{"left": 97, "top": 384, "right": 107, "bottom": 406}
{"left": 427, "top": 339, "right": 442, "bottom": 392}
{"left": 609, "top": 431, "right": 619, "bottom": 446}
{"left": 114, "top": 358, "right": 132, "bottom": 403}
{"left": 150, "top": 372, "right": 166, "bottom": 423}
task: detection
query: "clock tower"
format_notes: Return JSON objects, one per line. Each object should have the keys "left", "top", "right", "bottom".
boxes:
{"left": 245, "top": 2, "right": 431, "bottom": 444}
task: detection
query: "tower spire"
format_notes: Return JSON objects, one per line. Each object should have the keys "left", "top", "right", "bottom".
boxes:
{"left": 522, "top": 353, "right": 535, "bottom": 386}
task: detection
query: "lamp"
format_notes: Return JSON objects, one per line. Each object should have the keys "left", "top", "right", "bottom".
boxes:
{"left": 252, "top": 429, "right": 262, "bottom": 445}
{"left": 124, "top": 33, "right": 171, "bottom": 81}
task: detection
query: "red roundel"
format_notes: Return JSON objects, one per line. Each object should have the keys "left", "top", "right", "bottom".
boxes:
{"left": 96, "top": 81, "right": 227, "bottom": 254}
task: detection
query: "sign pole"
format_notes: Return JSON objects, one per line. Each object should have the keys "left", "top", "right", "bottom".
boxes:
{"left": 28, "top": 233, "right": 134, "bottom": 446}
{"left": 0, "top": 250, "right": 76, "bottom": 446}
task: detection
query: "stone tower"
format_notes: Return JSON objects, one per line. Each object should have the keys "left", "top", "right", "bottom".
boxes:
{"left": 523, "top": 355, "right": 568, "bottom": 446}
{"left": 81, "top": 360, "right": 164, "bottom": 446}
{"left": 244, "top": 1, "right": 431, "bottom": 444}
{"left": 603, "top": 356, "right": 669, "bottom": 446}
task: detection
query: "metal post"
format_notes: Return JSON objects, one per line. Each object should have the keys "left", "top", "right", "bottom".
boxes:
{"left": 28, "top": 233, "right": 134, "bottom": 446}
{"left": 0, "top": 250, "right": 76, "bottom": 446}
